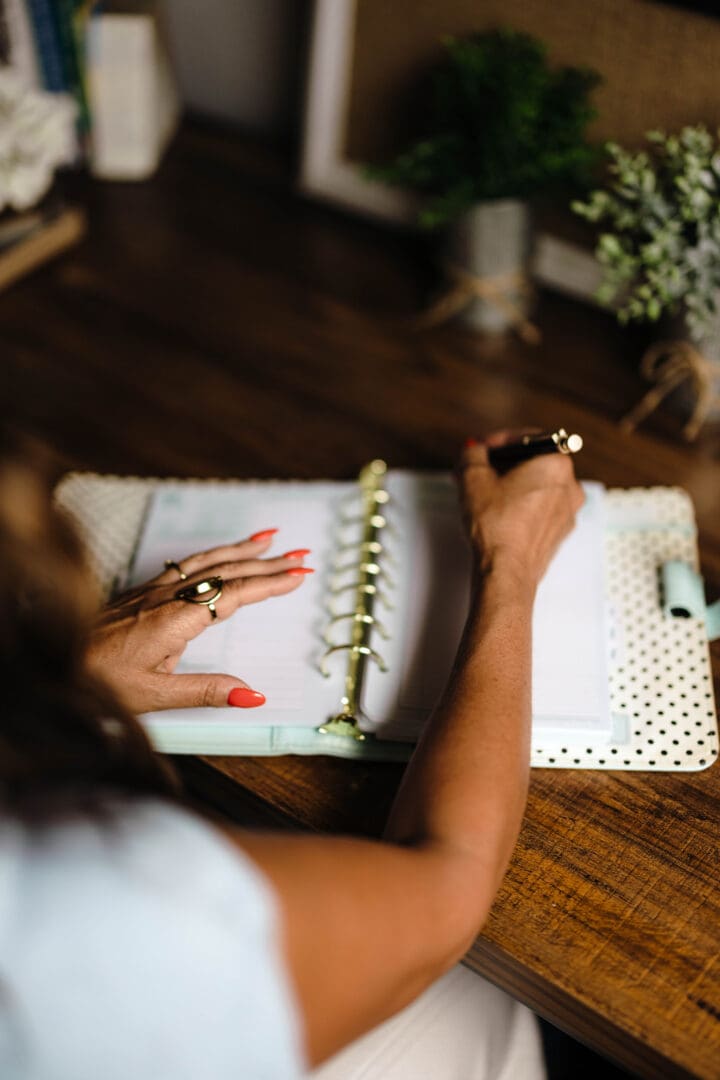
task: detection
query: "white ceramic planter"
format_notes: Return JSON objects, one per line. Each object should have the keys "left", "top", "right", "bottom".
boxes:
{"left": 447, "top": 198, "right": 531, "bottom": 333}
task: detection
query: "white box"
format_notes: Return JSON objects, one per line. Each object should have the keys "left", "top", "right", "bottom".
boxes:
{"left": 87, "top": 1, "right": 180, "bottom": 180}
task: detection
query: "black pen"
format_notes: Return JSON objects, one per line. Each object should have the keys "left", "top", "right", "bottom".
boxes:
{"left": 487, "top": 428, "right": 583, "bottom": 468}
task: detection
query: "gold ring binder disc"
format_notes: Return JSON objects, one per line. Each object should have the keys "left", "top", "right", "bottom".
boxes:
{"left": 330, "top": 560, "right": 395, "bottom": 590}
{"left": 335, "top": 537, "right": 397, "bottom": 565}
{"left": 330, "top": 581, "right": 394, "bottom": 609}
{"left": 343, "top": 512, "right": 389, "bottom": 529}
{"left": 319, "top": 460, "right": 392, "bottom": 740}
{"left": 333, "top": 559, "right": 380, "bottom": 578}
{"left": 319, "top": 642, "right": 388, "bottom": 677}
{"left": 323, "top": 611, "right": 390, "bottom": 643}
{"left": 338, "top": 539, "right": 383, "bottom": 555}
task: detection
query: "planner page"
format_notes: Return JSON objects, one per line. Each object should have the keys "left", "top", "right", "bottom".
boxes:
{"left": 128, "top": 471, "right": 611, "bottom": 747}
{"left": 361, "top": 473, "right": 612, "bottom": 744}
{"left": 128, "top": 480, "right": 363, "bottom": 732}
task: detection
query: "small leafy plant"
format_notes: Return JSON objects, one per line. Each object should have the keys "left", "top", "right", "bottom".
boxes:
{"left": 572, "top": 126, "right": 720, "bottom": 341}
{"left": 366, "top": 28, "right": 600, "bottom": 228}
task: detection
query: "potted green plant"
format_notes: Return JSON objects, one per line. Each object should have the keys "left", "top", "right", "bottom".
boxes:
{"left": 572, "top": 126, "right": 720, "bottom": 437}
{"left": 367, "top": 28, "right": 600, "bottom": 334}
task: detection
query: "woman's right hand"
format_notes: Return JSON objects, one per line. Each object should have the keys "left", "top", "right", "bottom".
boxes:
{"left": 458, "top": 431, "right": 586, "bottom": 596}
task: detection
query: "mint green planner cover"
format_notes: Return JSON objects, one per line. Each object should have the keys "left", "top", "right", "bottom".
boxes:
{"left": 55, "top": 472, "right": 719, "bottom": 771}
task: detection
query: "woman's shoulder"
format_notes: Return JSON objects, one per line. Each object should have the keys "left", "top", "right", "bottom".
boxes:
{"left": 2, "top": 797, "right": 274, "bottom": 923}
{"left": 0, "top": 797, "right": 304, "bottom": 1080}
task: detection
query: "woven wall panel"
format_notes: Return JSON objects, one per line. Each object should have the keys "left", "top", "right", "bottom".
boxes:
{"left": 345, "top": 0, "right": 720, "bottom": 164}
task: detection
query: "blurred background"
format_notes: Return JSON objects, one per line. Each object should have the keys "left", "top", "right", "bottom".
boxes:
{"left": 3, "top": 0, "right": 720, "bottom": 467}
{"left": 3, "top": 0, "right": 720, "bottom": 473}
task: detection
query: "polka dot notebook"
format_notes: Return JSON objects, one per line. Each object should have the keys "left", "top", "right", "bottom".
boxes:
{"left": 533, "top": 488, "right": 718, "bottom": 771}
{"left": 56, "top": 474, "right": 718, "bottom": 772}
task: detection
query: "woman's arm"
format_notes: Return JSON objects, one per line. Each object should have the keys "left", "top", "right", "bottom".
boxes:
{"left": 234, "top": 439, "right": 585, "bottom": 1066}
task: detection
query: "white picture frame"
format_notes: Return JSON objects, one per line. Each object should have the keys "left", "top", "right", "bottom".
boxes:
{"left": 300, "top": 0, "right": 415, "bottom": 225}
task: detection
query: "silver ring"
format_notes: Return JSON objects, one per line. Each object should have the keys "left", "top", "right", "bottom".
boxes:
{"left": 164, "top": 559, "right": 188, "bottom": 581}
{"left": 175, "top": 576, "right": 223, "bottom": 620}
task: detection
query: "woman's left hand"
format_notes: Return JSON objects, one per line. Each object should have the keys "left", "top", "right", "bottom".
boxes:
{"left": 84, "top": 532, "right": 312, "bottom": 714}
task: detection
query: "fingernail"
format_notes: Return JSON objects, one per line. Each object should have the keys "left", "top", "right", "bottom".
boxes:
{"left": 250, "top": 528, "right": 279, "bottom": 542}
{"left": 464, "top": 437, "right": 479, "bottom": 448}
{"left": 286, "top": 567, "right": 315, "bottom": 576}
{"left": 227, "top": 687, "right": 266, "bottom": 708}
{"left": 283, "top": 548, "right": 311, "bottom": 559}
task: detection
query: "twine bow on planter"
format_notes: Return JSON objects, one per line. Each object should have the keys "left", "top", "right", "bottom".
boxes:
{"left": 411, "top": 199, "right": 541, "bottom": 344}
{"left": 412, "top": 261, "right": 541, "bottom": 344}
{"left": 620, "top": 340, "right": 720, "bottom": 441}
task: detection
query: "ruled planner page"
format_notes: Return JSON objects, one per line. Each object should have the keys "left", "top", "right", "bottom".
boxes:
{"left": 128, "top": 472, "right": 611, "bottom": 749}
{"left": 362, "top": 473, "right": 612, "bottom": 744}
{"left": 128, "top": 481, "right": 359, "bottom": 730}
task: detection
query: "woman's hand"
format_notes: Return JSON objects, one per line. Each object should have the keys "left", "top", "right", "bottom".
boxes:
{"left": 459, "top": 431, "right": 586, "bottom": 597}
{"left": 85, "top": 532, "right": 312, "bottom": 714}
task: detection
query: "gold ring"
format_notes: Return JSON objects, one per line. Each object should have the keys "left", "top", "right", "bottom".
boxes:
{"left": 164, "top": 559, "right": 188, "bottom": 581}
{"left": 175, "top": 576, "right": 223, "bottom": 620}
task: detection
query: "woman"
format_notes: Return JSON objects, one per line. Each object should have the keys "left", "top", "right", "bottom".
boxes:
{"left": 0, "top": 427, "right": 583, "bottom": 1079}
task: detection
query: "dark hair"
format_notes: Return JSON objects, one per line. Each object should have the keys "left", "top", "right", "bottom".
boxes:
{"left": 0, "top": 428, "right": 177, "bottom": 821}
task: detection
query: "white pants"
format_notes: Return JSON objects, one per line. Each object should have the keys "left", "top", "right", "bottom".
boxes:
{"left": 309, "top": 964, "right": 547, "bottom": 1080}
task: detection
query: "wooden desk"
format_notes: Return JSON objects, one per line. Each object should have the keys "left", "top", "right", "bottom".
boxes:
{"left": 6, "top": 124, "right": 720, "bottom": 1079}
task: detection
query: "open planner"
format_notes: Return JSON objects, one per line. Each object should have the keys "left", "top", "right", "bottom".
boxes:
{"left": 56, "top": 464, "right": 719, "bottom": 771}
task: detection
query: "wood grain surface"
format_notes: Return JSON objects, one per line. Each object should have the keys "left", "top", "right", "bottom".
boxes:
{"left": 5, "top": 123, "right": 720, "bottom": 1079}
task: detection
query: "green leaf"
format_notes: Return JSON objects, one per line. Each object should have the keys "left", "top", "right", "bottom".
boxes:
{"left": 597, "top": 234, "right": 626, "bottom": 265}
{"left": 363, "top": 27, "right": 601, "bottom": 220}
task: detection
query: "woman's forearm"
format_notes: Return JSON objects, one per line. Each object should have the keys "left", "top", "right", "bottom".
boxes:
{"left": 384, "top": 560, "right": 536, "bottom": 911}
{"left": 226, "top": 446, "right": 584, "bottom": 1064}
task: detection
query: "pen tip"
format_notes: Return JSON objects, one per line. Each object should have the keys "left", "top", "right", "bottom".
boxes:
{"left": 567, "top": 433, "right": 583, "bottom": 453}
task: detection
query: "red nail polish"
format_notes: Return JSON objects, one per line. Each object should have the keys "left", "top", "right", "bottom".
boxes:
{"left": 250, "top": 528, "right": 279, "bottom": 542}
{"left": 464, "top": 437, "right": 479, "bottom": 448}
{"left": 286, "top": 567, "right": 315, "bottom": 576}
{"left": 283, "top": 548, "right": 311, "bottom": 559}
{"left": 227, "top": 687, "right": 266, "bottom": 708}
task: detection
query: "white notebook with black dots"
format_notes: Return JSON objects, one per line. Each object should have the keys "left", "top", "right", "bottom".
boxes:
{"left": 56, "top": 468, "right": 719, "bottom": 771}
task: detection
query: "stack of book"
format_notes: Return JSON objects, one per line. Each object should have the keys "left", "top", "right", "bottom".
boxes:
{"left": 1, "top": 0, "right": 179, "bottom": 179}
{"left": 2, "top": 0, "right": 93, "bottom": 149}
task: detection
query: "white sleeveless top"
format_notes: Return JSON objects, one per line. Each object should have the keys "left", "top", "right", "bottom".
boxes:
{"left": 0, "top": 799, "right": 303, "bottom": 1079}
